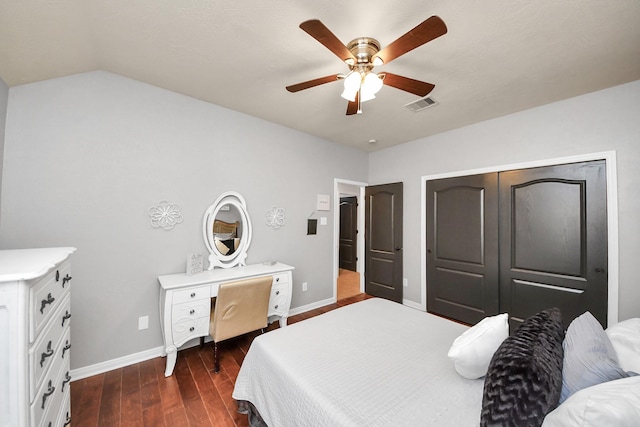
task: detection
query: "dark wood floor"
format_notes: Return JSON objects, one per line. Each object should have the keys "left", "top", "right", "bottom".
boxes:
{"left": 70, "top": 292, "right": 372, "bottom": 427}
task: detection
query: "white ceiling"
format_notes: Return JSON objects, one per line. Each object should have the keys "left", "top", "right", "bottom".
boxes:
{"left": 1, "top": 1, "right": 639, "bottom": 152}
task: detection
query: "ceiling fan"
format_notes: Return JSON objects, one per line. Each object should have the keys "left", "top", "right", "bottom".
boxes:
{"left": 286, "top": 16, "right": 447, "bottom": 115}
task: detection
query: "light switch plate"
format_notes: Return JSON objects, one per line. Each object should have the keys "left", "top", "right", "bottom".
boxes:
{"left": 320, "top": 217, "right": 327, "bottom": 226}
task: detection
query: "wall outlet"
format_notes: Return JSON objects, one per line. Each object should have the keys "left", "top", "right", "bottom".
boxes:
{"left": 138, "top": 316, "right": 149, "bottom": 330}
{"left": 302, "top": 282, "right": 308, "bottom": 291}
{"left": 403, "top": 278, "right": 408, "bottom": 287}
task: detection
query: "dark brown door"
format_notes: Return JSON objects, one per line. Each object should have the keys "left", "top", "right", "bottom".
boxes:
{"left": 339, "top": 196, "right": 358, "bottom": 271}
{"left": 499, "top": 161, "right": 608, "bottom": 329}
{"left": 365, "top": 183, "right": 403, "bottom": 303}
{"left": 426, "top": 174, "right": 500, "bottom": 324}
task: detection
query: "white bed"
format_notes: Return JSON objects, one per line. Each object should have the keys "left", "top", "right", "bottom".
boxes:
{"left": 232, "top": 298, "right": 485, "bottom": 426}
{"left": 233, "top": 295, "right": 640, "bottom": 427}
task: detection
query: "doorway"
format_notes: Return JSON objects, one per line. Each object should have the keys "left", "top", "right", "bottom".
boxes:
{"left": 334, "top": 179, "right": 366, "bottom": 301}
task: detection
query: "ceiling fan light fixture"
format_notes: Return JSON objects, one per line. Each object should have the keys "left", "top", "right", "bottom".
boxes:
{"left": 372, "top": 56, "right": 384, "bottom": 66}
{"left": 341, "top": 71, "right": 361, "bottom": 102}
{"left": 360, "top": 72, "right": 383, "bottom": 102}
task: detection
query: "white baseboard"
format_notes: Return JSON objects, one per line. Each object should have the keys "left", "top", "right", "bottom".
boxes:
{"left": 288, "top": 297, "right": 335, "bottom": 317}
{"left": 70, "top": 345, "right": 165, "bottom": 381}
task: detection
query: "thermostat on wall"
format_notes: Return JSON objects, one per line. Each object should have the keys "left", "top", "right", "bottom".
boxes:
{"left": 317, "top": 194, "right": 330, "bottom": 211}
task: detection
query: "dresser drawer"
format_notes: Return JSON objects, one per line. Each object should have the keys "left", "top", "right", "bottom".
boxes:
{"left": 30, "top": 262, "right": 72, "bottom": 343}
{"left": 172, "top": 298, "right": 211, "bottom": 323}
{"left": 173, "top": 316, "right": 209, "bottom": 346}
{"left": 31, "top": 334, "right": 70, "bottom": 427}
{"left": 56, "top": 386, "right": 72, "bottom": 427}
{"left": 29, "top": 294, "right": 71, "bottom": 401}
{"left": 173, "top": 285, "right": 210, "bottom": 304}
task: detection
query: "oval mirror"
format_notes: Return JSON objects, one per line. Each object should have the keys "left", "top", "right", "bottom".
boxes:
{"left": 203, "top": 191, "right": 252, "bottom": 269}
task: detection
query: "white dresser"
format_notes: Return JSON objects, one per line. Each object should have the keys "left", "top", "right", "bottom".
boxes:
{"left": 0, "top": 247, "right": 76, "bottom": 427}
{"left": 158, "top": 262, "right": 294, "bottom": 376}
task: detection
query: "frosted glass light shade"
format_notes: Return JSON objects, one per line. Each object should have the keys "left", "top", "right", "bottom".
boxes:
{"left": 341, "top": 72, "right": 362, "bottom": 102}
{"left": 360, "top": 72, "right": 383, "bottom": 102}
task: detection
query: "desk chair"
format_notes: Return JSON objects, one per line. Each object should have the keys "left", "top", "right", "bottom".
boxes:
{"left": 209, "top": 276, "right": 273, "bottom": 373}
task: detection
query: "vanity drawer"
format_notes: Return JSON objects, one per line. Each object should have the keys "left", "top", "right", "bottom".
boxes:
{"left": 173, "top": 316, "right": 209, "bottom": 346}
{"left": 172, "top": 298, "right": 211, "bottom": 322}
{"left": 269, "top": 284, "right": 288, "bottom": 314}
{"left": 173, "top": 285, "right": 210, "bottom": 304}
{"left": 29, "top": 294, "right": 71, "bottom": 401}
{"left": 30, "top": 262, "right": 72, "bottom": 343}
{"left": 271, "top": 273, "right": 289, "bottom": 286}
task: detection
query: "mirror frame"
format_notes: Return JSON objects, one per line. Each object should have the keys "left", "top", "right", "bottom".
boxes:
{"left": 203, "top": 191, "right": 252, "bottom": 269}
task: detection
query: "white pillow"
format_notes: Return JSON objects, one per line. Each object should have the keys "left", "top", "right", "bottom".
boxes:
{"left": 606, "top": 318, "right": 640, "bottom": 374}
{"left": 542, "top": 376, "right": 640, "bottom": 427}
{"left": 447, "top": 313, "right": 508, "bottom": 379}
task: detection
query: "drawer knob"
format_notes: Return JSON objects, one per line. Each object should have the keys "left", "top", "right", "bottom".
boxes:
{"left": 56, "top": 270, "right": 60, "bottom": 282}
{"left": 190, "top": 309, "right": 195, "bottom": 315}
{"left": 275, "top": 290, "right": 280, "bottom": 295}
{"left": 64, "top": 412, "right": 71, "bottom": 426}
{"left": 189, "top": 326, "right": 195, "bottom": 332}
{"left": 62, "top": 340, "right": 71, "bottom": 359}
{"left": 274, "top": 304, "right": 279, "bottom": 309}
{"left": 62, "top": 274, "right": 72, "bottom": 288}
{"left": 276, "top": 277, "right": 280, "bottom": 282}
{"left": 62, "top": 371, "right": 72, "bottom": 392}
{"left": 62, "top": 310, "right": 71, "bottom": 327}
{"left": 40, "top": 340, "right": 54, "bottom": 367}
{"left": 41, "top": 380, "right": 55, "bottom": 409}
{"left": 40, "top": 293, "right": 55, "bottom": 314}
{"left": 190, "top": 292, "right": 196, "bottom": 298}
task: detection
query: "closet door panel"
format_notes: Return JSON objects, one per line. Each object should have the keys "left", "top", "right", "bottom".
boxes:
{"left": 499, "top": 161, "right": 607, "bottom": 330}
{"left": 426, "top": 173, "right": 499, "bottom": 324}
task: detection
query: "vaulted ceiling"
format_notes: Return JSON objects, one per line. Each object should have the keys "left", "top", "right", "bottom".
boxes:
{"left": 1, "top": 1, "right": 639, "bottom": 152}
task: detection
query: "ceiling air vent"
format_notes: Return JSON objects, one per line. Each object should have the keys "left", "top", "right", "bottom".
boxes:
{"left": 405, "top": 96, "right": 437, "bottom": 112}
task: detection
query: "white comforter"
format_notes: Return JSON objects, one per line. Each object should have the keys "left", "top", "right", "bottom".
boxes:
{"left": 233, "top": 298, "right": 484, "bottom": 426}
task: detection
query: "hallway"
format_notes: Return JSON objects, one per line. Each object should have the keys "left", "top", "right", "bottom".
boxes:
{"left": 338, "top": 268, "right": 361, "bottom": 300}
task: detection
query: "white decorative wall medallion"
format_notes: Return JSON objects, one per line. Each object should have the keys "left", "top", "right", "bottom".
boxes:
{"left": 148, "top": 201, "right": 184, "bottom": 230}
{"left": 266, "top": 207, "right": 285, "bottom": 229}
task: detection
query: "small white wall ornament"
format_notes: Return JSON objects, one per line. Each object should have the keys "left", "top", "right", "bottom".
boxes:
{"left": 148, "top": 201, "right": 184, "bottom": 230}
{"left": 266, "top": 207, "right": 285, "bottom": 229}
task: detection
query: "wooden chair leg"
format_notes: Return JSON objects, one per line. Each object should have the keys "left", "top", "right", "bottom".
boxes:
{"left": 213, "top": 341, "right": 220, "bottom": 373}
{"left": 200, "top": 336, "right": 205, "bottom": 347}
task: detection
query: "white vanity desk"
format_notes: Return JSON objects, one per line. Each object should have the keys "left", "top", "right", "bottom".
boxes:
{"left": 158, "top": 262, "right": 294, "bottom": 377}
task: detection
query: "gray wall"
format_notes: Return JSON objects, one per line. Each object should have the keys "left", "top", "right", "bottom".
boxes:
{"left": 0, "top": 76, "right": 8, "bottom": 217}
{"left": 2, "top": 70, "right": 638, "bottom": 372}
{"left": 369, "top": 80, "right": 640, "bottom": 321}
{"left": 0, "top": 71, "right": 368, "bottom": 370}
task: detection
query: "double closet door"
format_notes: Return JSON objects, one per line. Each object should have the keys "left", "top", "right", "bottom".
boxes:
{"left": 426, "top": 160, "right": 607, "bottom": 330}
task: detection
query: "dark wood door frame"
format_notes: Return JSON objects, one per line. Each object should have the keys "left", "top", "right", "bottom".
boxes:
{"left": 420, "top": 152, "right": 619, "bottom": 325}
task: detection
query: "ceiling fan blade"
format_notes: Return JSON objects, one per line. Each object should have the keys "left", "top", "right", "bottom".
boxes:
{"left": 382, "top": 72, "right": 435, "bottom": 97}
{"left": 299, "top": 19, "right": 356, "bottom": 63}
{"left": 286, "top": 74, "right": 341, "bottom": 92}
{"left": 373, "top": 16, "right": 447, "bottom": 64}
{"left": 346, "top": 92, "right": 359, "bottom": 115}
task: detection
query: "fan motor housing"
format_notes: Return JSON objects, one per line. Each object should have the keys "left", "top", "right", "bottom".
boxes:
{"left": 347, "top": 37, "right": 381, "bottom": 69}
